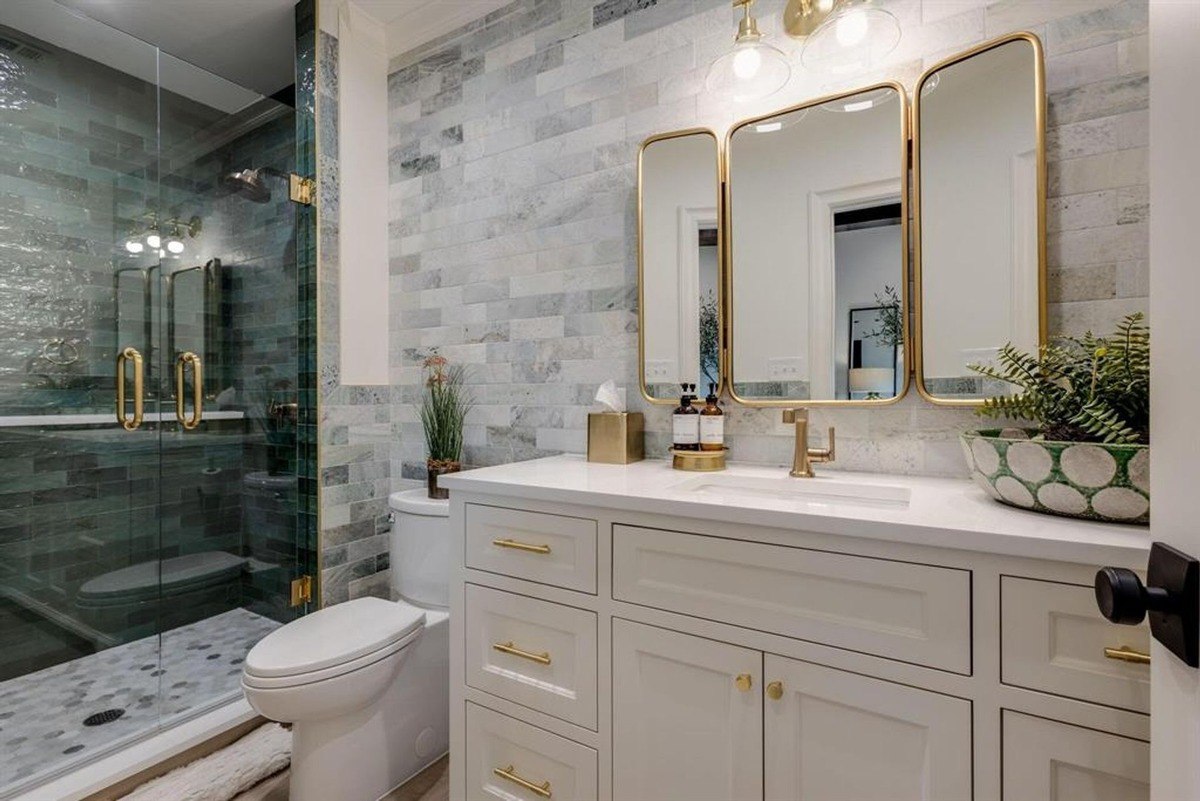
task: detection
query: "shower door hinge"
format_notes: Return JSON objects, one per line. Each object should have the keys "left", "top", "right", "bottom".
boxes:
{"left": 289, "top": 174, "right": 316, "bottom": 206}
{"left": 290, "top": 574, "right": 314, "bottom": 607}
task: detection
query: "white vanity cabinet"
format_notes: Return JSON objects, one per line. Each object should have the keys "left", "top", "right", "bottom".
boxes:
{"left": 443, "top": 456, "right": 1152, "bottom": 801}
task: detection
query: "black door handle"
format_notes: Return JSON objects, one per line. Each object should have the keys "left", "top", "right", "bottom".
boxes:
{"left": 1095, "top": 542, "right": 1200, "bottom": 667}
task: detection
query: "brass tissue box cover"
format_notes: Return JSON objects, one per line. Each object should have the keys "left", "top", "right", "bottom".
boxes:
{"left": 588, "top": 412, "right": 644, "bottom": 464}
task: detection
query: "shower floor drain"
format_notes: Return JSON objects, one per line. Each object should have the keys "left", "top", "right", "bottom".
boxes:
{"left": 82, "top": 709, "right": 125, "bottom": 727}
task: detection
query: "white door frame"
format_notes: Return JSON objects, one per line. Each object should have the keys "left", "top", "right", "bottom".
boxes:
{"left": 1149, "top": 2, "right": 1200, "bottom": 799}
{"left": 807, "top": 178, "right": 902, "bottom": 399}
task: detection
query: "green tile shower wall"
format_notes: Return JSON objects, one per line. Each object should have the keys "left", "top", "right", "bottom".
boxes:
{"left": 0, "top": 18, "right": 313, "bottom": 649}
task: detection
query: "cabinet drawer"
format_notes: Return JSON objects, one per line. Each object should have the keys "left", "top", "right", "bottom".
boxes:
{"left": 466, "top": 584, "right": 597, "bottom": 729}
{"left": 1001, "top": 576, "right": 1150, "bottom": 713}
{"left": 465, "top": 702, "right": 598, "bottom": 801}
{"left": 1002, "top": 711, "right": 1148, "bottom": 801}
{"left": 612, "top": 525, "right": 971, "bottom": 673}
{"left": 466, "top": 504, "right": 597, "bottom": 593}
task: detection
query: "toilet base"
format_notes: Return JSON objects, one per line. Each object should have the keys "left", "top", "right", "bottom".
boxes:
{"left": 288, "top": 608, "right": 449, "bottom": 801}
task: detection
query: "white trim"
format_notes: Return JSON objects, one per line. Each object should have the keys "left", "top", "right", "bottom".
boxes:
{"left": 807, "top": 178, "right": 902, "bottom": 399}
{"left": 677, "top": 206, "right": 718, "bottom": 389}
{"left": 1010, "top": 149, "right": 1039, "bottom": 349}
{"left": 0, "top": 410, "right": 244, "bottom": 428}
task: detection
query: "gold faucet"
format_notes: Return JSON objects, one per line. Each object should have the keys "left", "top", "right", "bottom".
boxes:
{"left": 782, "top": 409, "right": 835, "bottom": 478}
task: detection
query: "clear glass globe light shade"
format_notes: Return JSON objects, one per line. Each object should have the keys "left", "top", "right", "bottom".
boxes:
{"left": 835, "top": 7, "right": 868, "bottom": 46}
{"left": 166, "top": 238, "right": 185, "bottom": 254}
{"left": 801, "top": 4, "right": 901, "bottom": 74}
{"left": 706, "top": 39, "right": 791, "bottom": 103}
{"left": 145, "top": 232, "right": 161, "bottom": 248}
{"left": 124, "top": 239, "right": 144, "bottom": 254}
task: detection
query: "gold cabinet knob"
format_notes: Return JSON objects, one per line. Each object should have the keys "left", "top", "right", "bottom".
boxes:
{"left": 766, "top": 681, "right": 784, "bottom": 700}
{"left": 735, "top": 673, "right": 753, "bottom": 692}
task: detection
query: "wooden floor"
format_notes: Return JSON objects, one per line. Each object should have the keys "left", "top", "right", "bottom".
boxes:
{"left": 231, "top": 756, "right": 449, "bottom": 801}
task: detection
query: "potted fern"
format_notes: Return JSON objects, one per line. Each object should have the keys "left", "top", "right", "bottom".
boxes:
{"left": 961, "top": 313, "right": 1149, "bottom": 524}
{"left": 420, "top": 353, "right": 472, "bottom": 499}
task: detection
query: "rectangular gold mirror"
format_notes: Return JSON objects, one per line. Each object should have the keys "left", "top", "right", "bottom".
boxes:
{"left": 638, "top": 129, "right": 723, "bottom": 404}
{"left": 914, "top": 32, "right": 1047, "bottom": 404}
{"left": 726, "top": 83, "right": 909, "bottom": 406}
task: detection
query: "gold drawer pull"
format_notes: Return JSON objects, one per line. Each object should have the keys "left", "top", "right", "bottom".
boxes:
{"left": 493, "top": 641, "right": 552, "bottom": 665}
{"left": 492, "top": 538, "right": 551, "bottom": 555}
{"left": 766, "top": 680, "right": 784, "bottom": 700}
{"left": 1104, "top": 645, "right": 1151, "bottom": 665}
{"left": 493, "top": 765, "right": 552, "bottom": 798}
{"left": 735, "top": 673, "right": 752, "bottom": 692}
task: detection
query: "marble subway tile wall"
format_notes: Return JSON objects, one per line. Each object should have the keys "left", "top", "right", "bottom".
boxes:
{"left": 316, "top": 31, "right": 394, "bottom": 605}
{"left": 385, "top": 0, "right": 1148, "bottom": 480}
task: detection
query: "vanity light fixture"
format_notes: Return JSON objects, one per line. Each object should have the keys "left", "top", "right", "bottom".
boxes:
{"left": 799, "top": 0, "right": 901, "bottom": 74}
{"left": 705, "top": 0, "right": 791, "bottom": 103}
{"left": 783, "top": 0, "right": 837, "bottom": 38}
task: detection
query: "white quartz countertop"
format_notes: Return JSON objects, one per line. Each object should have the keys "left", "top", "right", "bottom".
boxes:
{"left": 440, "top": 455, "right": 1150, "bottom": 567}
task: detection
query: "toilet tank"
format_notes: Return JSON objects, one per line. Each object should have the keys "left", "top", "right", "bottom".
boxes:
{"left": 388, "top": 489, "right": 450, "bottom": 609}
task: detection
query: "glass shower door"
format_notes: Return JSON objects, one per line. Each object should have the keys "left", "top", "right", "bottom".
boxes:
{"left": 0, "top": 6, "right": 169, "bottom": 790}
{"left": 0, "top": 3, "right": 310, "bottom": 793}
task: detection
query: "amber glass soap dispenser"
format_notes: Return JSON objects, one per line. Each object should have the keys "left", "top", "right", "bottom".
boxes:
{"left": 699, "top": 383, "right": 724, "bottom": 451}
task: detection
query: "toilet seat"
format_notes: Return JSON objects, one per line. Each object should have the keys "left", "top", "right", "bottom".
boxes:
{"left": 243, "top": 597, "right": 425, "bottom": 688}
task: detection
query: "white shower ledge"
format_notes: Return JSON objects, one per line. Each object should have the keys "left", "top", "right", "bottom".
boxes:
{"left": 440, "top": 454, "right": 1149, "bottom": 567}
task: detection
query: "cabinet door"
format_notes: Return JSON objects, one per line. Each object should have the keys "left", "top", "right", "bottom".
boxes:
{"left": 764, "top": 654, "right": 972, "bottom": 801}
{"left": 613, "top": 620, "right": 762, "bottom": 801}
{"left": 1002, "top": 711, "right": 1148, "bottom": 801}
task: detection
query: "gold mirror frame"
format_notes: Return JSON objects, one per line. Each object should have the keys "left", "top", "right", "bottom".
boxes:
{"left": 911, "top": 31, "right": 1048, "bottom": 407}
{"left": 637, "top": 127, "right": 725, "bottom": 405}
{"left": 723, "top": 81, "right": 911, "bottom": 408}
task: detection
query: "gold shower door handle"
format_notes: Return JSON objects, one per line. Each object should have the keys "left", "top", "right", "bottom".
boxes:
{"left": 175, "top": 351, "right": 203, "bottom": 430}
{"left": 116, "top": 347, "right": 144, "bottom": 431}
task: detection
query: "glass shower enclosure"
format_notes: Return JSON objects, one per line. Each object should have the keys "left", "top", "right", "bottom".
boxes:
{"left": 0, "top": 2, "right": 316, "bottom": 794}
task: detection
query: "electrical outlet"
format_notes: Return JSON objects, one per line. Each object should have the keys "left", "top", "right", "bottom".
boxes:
{"left": 768, "top": 356, "right": 805, "bottom": 379}
{"left": 645, "top": 360, "right": 673, "bottom": 381}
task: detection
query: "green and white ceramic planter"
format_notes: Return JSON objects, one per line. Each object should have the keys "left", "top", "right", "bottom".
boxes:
{"left": 960, "top": 429, "right": 1149, "bottom": 525}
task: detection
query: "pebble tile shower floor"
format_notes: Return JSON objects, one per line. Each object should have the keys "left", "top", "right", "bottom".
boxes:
{"left": 0, "top": 608, "right": 280, "bottom": 792}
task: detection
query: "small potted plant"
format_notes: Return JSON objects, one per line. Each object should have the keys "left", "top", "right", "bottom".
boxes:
{"left": 420, "top": 352, "right": 472, "bottom": 499}
{"left": 961, "top": 313, "right": 1149, "bottom": 524}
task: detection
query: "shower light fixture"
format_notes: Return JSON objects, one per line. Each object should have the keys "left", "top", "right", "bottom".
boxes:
{"left": 166, "top": 237, "right": 185, "bottom": 255}
{"left": 706, "top": 0, "right": 791, "bottom": 103}
{"left": 799, "top": 0, "right": 900, "bottom": 73}
{"left": 124, "top": 239, "right": 144, "bottom": 254}
{"left": 145, "top": 231, "right": 162, "bottom": 249}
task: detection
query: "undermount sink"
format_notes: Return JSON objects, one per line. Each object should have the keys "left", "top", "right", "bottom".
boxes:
{"left": 672, "top": 473, "right": 912, "bottom": 509}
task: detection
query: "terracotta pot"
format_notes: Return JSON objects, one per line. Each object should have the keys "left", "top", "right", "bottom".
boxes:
{"left": 961, "top": 429, "right": 1149, "bottom": 525}
{"left": 427, "top": 460, "right": 461, "bottom": 500}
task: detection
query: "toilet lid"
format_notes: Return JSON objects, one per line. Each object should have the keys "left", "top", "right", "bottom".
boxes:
{"left": 78, "top": 551, "right": 245, "bottom": 604}
{"left": 244, "top": 597, "right": 425, "bottom": 679}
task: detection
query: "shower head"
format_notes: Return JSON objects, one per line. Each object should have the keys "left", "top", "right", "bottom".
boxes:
{"left": 220, "top": 168, "right": 272, "bottom": 203}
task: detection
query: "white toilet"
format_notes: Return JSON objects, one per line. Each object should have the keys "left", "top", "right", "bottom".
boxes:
{"left": 241, "top": 489, "right": 450, "bottom": 801}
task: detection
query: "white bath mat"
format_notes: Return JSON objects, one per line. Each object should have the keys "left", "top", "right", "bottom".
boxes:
{"left": 121, "top": 723, "right": 291, "bottom": 801}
